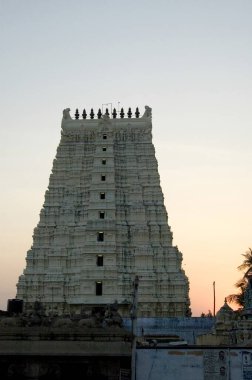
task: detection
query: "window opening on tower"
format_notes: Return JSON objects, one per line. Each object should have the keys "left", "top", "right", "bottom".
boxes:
{"left": 100, "top": 192, "right": 105, "bottom": 199}
{"left": 96, "top": 281, "right": 103, "bottom": 295}
{"left": 99, "top": 211, "right": 105, "bottom": 219}
{"left": 97, "top": 232, "right": 104, "bottom": 242}
{"left": 97, "top": 255, "right": 104, "bottom": 267}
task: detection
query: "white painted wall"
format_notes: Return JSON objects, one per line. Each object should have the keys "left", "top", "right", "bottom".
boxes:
{"left": 136, "top": 348, "right": 252, "bottom": 380}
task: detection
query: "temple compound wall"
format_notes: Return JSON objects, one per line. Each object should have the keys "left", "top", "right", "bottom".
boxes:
{"left": 0, "top": 323, "right": 131, "bottom": 380}
{"left": 136, "top": 347, "right": 252, "bottom": 380}
{"left": 16, "top": 106, "right": 190, "bottom": 317}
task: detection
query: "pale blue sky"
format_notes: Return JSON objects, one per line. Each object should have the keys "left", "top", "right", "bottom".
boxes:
{"left": 0, "top": 0, "right": 252, "bottom": 314}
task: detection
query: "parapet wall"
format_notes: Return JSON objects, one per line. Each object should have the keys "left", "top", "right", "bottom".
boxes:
{"left": 123, "top": 317, "right": 215, "bottom": 344}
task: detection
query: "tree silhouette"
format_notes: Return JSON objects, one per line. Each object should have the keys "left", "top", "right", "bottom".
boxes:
{"left": 237, "top": 248, "right": 252, "bottom": 273}
{"left": 226, "top": 248, "right": 252, "bottom": 308}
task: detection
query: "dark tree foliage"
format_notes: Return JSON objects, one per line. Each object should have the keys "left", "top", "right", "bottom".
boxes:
{"left": 226, "top": 248, "right": 252, "bottom": 308}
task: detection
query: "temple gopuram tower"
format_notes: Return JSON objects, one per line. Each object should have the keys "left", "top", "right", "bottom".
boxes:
{"left": 17, "top": 106, "right": 190, "bottom": 317}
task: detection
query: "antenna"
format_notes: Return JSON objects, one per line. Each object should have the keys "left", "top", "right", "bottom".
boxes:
{"left": 102, "top": 103, "right": 112, "bottom": 115}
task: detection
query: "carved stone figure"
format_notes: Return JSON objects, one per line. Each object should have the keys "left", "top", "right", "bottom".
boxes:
{"left": 78, "top": 317, "right": 96, "bottom": 328}
{"left": 142, "top": 105, "right": 152, "bottom": 118}
{"left": 0, "top": 317, "right": 22, "bottom": 327}
{"left": 53, "top": 318, "right": 73, "bottom": 328}
{"left": 104, "top": 303, "right": 123, "bottom": 327}
{"left": 62, "top": 108, "right": 72, "bottom": 120}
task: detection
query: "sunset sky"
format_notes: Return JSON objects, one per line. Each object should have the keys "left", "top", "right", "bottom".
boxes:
{"left": 0, "top": 0, "right": 252, "bottom": 315}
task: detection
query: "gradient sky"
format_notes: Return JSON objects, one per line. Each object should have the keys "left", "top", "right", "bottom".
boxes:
{"left": 0, "top": 0, "right": 252, "bottom": 315}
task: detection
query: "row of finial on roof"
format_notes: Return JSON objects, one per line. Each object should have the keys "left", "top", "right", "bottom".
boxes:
{"left": 74, "top": 107, "right": 140, "bottom": 120}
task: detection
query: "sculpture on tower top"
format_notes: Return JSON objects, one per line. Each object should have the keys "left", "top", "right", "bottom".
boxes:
{"left": 62, "top": 108, "right": 72, "bottom": 120}
{"left": 142, "top": 105, "right": 152, "bottom": 118}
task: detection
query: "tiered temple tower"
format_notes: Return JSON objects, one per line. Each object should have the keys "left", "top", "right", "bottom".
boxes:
{"left": 16, "top": 106, "right": 190, "bottom": 317}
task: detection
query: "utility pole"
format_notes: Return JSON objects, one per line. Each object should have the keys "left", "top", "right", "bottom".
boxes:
{"left": 131, "top": 275, "right": 139, "bottom": 380}
{"left": 213, "top": 281, "right": 216, "bottom": 317}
